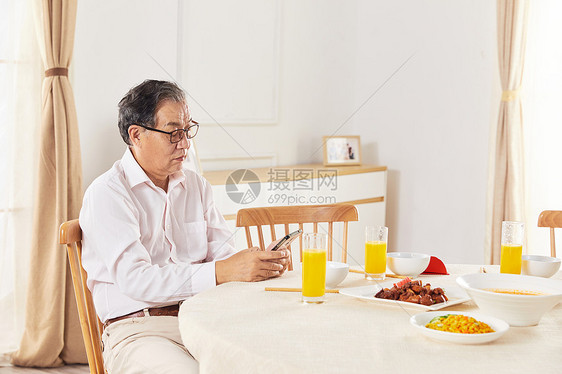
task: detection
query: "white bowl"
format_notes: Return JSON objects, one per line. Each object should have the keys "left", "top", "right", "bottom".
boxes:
{"left": 521, "top": 255, "right": 561, "bottom": 278}
{"left": 410, "top": 311, "right": 509, "bottom": 344}
{"left": 325, "top": 261, "right": 349, "bottom": 288}
{"left": 456, "top": 273, "right": 562, "bottom": 326}
{"left": 386, "top": 252, "right": 430, "bottom": 277}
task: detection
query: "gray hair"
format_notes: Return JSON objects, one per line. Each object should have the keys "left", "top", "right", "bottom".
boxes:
{"left": 118, "top": 80, "right": 186, "bottom": 145}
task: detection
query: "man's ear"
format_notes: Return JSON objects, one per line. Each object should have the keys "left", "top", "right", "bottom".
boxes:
{"left": 128, "top": 125, "right": 142, "bottom": 147}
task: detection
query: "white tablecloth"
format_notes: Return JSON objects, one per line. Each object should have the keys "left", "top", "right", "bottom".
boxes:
{"left": 178, "top": 265, "right": 562, "bottom": 374}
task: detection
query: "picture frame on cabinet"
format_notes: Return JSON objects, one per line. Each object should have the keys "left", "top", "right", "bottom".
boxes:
{"left": 322, "top": 135, "right": 361, "bottom": 166}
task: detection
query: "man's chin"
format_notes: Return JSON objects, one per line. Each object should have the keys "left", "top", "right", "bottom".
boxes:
{"left": 168, "top": 162, "right": 183, "bottom": 174}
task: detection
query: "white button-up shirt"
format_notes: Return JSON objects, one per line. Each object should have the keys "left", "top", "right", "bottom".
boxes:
{"left": 79, "top": 149, "right": 236, "bottom": 322}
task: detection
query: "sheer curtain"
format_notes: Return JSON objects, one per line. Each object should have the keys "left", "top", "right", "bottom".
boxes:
{"left": 523, "top": 0, "right": 562, "bottom": 256}
{"left": 0, "top": 0, "right": 42, "bottom": 364}
{"left": 486, "top": 0, "right": 529, "bottom": 265}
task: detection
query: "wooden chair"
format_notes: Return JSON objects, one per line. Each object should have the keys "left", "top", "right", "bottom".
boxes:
{"left": 59, "top": 219, "right": 105, "bottom": 374}
{"left": 537, "top": 210, "right": 562, "bottom": 257}
{"left": 236, "top": 204, "right": 359, "bottom": 269}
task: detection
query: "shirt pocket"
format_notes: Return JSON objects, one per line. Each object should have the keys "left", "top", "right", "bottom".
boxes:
{"left": 175, "top": 221, "right": 208, "bottom": 262}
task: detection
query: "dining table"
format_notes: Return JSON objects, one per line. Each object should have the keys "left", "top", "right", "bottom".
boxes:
{"left": 178, "top": 264, "right": 562, "bottom": 374}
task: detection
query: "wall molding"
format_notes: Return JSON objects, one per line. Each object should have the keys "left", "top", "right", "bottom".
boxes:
{"left": 178, "top": 0, "right": 281, "bottom": 126}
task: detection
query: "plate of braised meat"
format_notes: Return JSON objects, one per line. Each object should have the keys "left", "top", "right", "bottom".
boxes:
{"left": 339, "top": 277, "right": 471, "bottom": 310}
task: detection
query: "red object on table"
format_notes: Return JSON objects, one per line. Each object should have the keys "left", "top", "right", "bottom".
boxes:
{"left": 422, "top": 256, "right": 449, "bottom": 275}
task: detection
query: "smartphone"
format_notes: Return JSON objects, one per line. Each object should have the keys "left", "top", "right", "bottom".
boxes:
{"left": 270, "top": 229, "right": 303, "bottom": 251}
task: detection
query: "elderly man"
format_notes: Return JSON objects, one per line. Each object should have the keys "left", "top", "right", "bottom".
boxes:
{"left": 79, "top": 80, "right": 290, "bottom": 373}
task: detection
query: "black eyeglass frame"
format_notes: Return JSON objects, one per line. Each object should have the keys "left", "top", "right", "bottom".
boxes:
{"left": 133, "top": 121, "right": 199, "bottom": 144}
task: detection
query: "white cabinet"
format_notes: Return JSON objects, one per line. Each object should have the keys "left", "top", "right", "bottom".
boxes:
{"left": 203, "top": 164, "right": 387, "bottom": 266}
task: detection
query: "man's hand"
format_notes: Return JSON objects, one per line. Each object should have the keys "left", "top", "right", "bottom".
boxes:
{"left": 215, "top": 247, "right": 290, "bottom": 284}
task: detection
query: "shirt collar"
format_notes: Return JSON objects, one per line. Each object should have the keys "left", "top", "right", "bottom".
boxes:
{"left": 122, "top": 148, "right": 187, "bottom": 191}
{"left": 169, "top": 168, "right": 187, "bottom": 190}
{"left": 122, "top": 148, "right": 151, "bottom": 188}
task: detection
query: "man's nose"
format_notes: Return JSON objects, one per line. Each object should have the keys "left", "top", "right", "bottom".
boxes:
{"left": 177, "top": 132, "right": 190, "bottom": 150}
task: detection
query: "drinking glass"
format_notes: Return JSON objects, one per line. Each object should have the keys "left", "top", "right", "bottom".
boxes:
{"left": 365, "top": 226, "right": 388, "bottom": 280}
{"left": 500, "top": 221, "right": 525, "bottom": 274}
{"left": 302, "top": 233, "right": 327, "bottom": 303}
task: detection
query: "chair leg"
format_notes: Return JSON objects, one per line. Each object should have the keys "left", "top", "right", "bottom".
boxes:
{"left": 550, "top": 228, "right": 556, "bottom": 257}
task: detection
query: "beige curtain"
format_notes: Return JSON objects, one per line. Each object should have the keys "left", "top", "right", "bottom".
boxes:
{"left": 486, "top": 0, "right": 529, "bottom": 265}
{"left": 11, "top": 0, "right": 85, "bottom": 367}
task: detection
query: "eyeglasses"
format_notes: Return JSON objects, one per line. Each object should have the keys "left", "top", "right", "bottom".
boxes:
{"left": 134, "top": 121, "right": 199, "bottom": 144}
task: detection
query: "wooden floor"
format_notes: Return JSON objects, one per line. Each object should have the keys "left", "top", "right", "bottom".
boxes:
{"left": 0, "top": 365, "right": 89, "bottom": 373}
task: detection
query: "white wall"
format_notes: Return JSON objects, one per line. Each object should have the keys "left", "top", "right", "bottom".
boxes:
{"left": 74, "top": 0, "right": 180, "bottom": 186}
{"left": 183, "top": 0, "right": 359, "bottom": 171}
{"left": 74, "top": 0, "right": 497, "bottom": 264}
{"left": 350, "top": 0, "right": 497, "bottom": 263}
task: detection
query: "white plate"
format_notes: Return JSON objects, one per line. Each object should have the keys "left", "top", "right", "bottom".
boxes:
{"left": 339, "top": 283, "right": 471, "bottom": 311}
{"left": 410, "top": 311, "right": 509, "bottom": 344}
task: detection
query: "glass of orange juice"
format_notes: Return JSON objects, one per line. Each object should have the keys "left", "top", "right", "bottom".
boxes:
{"left": 500, "top": 221, "right": 525, "bottom": 274}
{"left": 302, "top": 233, "right": 327, "bottom": 304}
{"left": 365, "top": 226, "right": 388, "bottom": 280}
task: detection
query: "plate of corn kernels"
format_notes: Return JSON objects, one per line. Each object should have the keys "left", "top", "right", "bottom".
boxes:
{"left": 409, "top": 311, "right": 509, "bottom": 344}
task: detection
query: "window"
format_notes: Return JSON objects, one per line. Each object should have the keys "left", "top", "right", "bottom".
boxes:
{"left": 523, "top": 0, "right": 562, "bottom": 254}
{"left": 0, "top": 0, "right": 41, "bottom": 356}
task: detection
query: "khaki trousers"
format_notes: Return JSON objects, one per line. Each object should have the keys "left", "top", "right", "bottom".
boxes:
{"left": 102, "top": 315, "right": 199, "bottom": 374}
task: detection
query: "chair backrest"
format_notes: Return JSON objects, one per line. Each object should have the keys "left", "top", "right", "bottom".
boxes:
{"left": 537, "top": 210, "right": 562, "bottom": 257}
{"left": 59, "top": 219, "right": 104, "bottom": 374}
{"left": 236, "top": 204, "right": 359, "bottom": 269}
